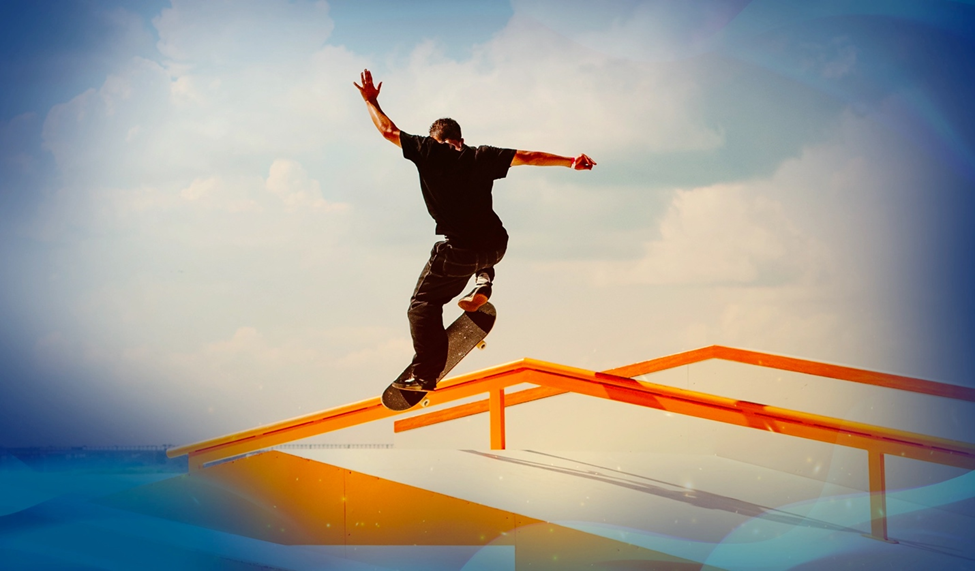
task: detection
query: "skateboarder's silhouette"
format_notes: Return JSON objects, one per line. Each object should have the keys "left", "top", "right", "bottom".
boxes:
{"left": 355, "top": 69, "right": 595, "bottom": 400}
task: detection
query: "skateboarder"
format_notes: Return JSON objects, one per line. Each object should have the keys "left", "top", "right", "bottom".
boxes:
{"left": 355, "top": 69, "right": 595, "bottom": 392}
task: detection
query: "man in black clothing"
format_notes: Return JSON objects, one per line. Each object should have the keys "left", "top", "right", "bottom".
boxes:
{"left": 355, "top": 69, "right": 595, "bottom": 391}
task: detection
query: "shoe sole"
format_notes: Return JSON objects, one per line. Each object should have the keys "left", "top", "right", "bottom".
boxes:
{"left": 458, "top": 293, "right": 489, "bottom": 312}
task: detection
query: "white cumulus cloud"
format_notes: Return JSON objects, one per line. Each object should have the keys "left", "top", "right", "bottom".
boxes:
{"left": 154, "top": 0, "right": 334, "bottom": 66}
{"left": 616, "top": 184, "right": 817, "bottom": 285}
{"left": 265, "top": 159, "right": 349, "bottom": 212}
{"left": 381, "top": 16, "right": 723, "bottom": 156}
{"left": 540, "top": 181, "right": 824, "bottom": 288}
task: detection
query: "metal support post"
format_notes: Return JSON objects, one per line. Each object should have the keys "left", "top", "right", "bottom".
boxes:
{"left": 490, "top": 388, "right": 506, "bottom": 450}
{"left": 865, "top": 450, "right": 897, "bottom": 543}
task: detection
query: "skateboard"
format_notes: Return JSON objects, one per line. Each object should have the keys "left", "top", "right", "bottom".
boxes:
{"left": 381, "top": 302, "right": 496, "bottom": 411}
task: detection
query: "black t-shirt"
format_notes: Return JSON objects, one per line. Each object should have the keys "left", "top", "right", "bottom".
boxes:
{"left": 401, "top": 131, "right": 516, "bottom": 247}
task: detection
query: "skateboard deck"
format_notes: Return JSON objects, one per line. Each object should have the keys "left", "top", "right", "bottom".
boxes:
{"left": 382, "top": 302, "right": 496, "bottom": 411}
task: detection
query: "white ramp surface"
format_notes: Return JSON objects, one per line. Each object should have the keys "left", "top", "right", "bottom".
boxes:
{"left": 286, "top": 448, "right": 975, "bottom": 569}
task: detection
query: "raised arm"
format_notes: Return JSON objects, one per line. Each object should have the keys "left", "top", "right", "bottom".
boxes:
{"left": 511, "top": 150, "right": 596, "bottom": 170}
{"left": 354, "top": 69, "right": 401, "bottom": 147}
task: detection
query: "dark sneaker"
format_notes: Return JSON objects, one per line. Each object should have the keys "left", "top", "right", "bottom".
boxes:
{"left": 392, "top": 377, "right": 437, "bottom": 392}
{"left": 458, "top": 283, "right": 492, "bottom": 312}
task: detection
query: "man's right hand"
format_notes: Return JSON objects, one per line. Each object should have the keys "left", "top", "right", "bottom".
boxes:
{"left": 354, "top": 69, "right": 382, "bottom": 103}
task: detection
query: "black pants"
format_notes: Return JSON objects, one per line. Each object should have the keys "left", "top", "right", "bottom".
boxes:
{"left": 408, "top": 238, "right": 507, "bottom": 381}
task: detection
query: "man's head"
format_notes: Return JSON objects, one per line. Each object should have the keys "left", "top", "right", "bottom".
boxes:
{"left": 429, "top": 118, "right": 463, "bottom": 148}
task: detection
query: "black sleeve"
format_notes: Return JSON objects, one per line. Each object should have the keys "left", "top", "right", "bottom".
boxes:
{"left": 477, "top": 145, "right": 517, "bottom": 180}
{"left": 400, "top": 132, "right": 422, "bottom": 163}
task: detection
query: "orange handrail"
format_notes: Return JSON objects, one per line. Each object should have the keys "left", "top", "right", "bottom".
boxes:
{"left": 394, "top": 386, "right": 567, "bottom": 433}
{"left": 170, "top": 355, "right": 974, "bottom": 471}
{"left": 521, "top": 363, "right": 975, "bottom": 468}
{"left": 632, "top": 345, "right": 975, "bottom": 401}
{"left": 395, "top": 345, "right": 974, "bottom": 433}
{"left": 168, "top": 360, "right": 535, "bottom": 469}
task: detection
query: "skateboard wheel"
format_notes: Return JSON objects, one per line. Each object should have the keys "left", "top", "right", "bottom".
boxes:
{"left": 421, "top": 398, "right": 430, "bottom": 408}
{"left": 477, "top": 341, "right": 487, "bottom": 350}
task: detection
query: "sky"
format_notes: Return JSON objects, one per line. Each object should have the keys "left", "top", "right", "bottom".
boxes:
{"left": 1, "top": 0, "right": 973, "bottom": 447}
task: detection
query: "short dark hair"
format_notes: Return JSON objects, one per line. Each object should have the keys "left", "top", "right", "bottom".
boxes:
{"left": 429, "top": 118, "right": 462, "bottom": 141}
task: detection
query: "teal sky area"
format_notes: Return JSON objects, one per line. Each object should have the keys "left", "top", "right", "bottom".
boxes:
{"left": 327, "top": 0, "right": 513, "bottom": 61}
{"left": 0, "top": 0, "right": 973, "bottom": 447}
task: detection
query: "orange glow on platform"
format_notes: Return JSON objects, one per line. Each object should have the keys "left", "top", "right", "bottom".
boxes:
{"left": 109, "top": 450, "right": 703, "bottom": 567}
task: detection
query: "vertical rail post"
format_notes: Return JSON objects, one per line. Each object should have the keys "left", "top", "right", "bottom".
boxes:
{"left": 865, "top": 450, "right": 897, "bottom": 543}
{"left": 490, "top": 388, "right": 506, "bottom": 450}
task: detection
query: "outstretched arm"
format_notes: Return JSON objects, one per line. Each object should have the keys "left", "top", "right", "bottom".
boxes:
{"left": 511, "top": 150, "right": 596, "bottom": 170}
{"left": 354, "top": 69, "right": 401, "bottom": 148}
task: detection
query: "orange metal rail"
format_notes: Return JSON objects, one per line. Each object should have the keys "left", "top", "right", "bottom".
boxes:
{"left": 394, "top": 385, "right": 567, "bottom": 433}
{"left": 167, "top": 361, "right": 534, "bottom": 470}
{"left": 625, "top": 345, "right": 975, "bottom": 400}
{"left": 167, "top": 349, "right": 975, "bottom": 541}
{"left": 394, "top": 345, "right": 974, "bottom": 433}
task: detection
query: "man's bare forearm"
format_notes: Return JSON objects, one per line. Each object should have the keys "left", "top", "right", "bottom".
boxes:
{"left": 512, "top": 151, "right": 571, "bottom": 167}
{"left": 365, "top": 99, "right": 401, "bottom": 146}
{"left": 354, "top": 69, "right": 401, "bottom": 147}
{"left": 512, "top": 150, "right": 596, "bottom": 170}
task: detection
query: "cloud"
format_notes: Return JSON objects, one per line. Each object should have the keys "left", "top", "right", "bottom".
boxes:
{"left": 154, "top": 0, "right": 334, "bottom": 66}
{"left": 38, "top": 3, "right": 365, "bottom": 192}
{"left": 511, "top": 108, "right": 931, "bottom": 375}
{"left": 179, "top": 176, "right": 220, "bottom": 202}
{"left": 334, "top": 337, "right": 414, "bottom": 371}
{"left": 49, "top": 321, "right": 414, "bottom": 438}
{"left": 598, "top": 184, "right": 820, "bottom": 286}
{"left": 264, "top": 159, "right": 349, "bottom": 212}
{"left": 382, "top": 17, "right": 723, "bottom": 155}
{"left": 41, "top": 57, "right": 173, "bottom": 183}
{"left": 33, "top": 0, "right": 727, "bottom": 252}
{"left": 511, "top": 0, "right": 748, "bottom": 61}
{"left": 33, "top": 2, "right": 358, "bottom": 240}
{"left": 179, "top": 175, "right": 262, "bottom": 213}
{"left": 530, "top": 180, "right": 826, "bottom": 288}
{"left": 537, "top": 105, "right": 925, "bottom": 293}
